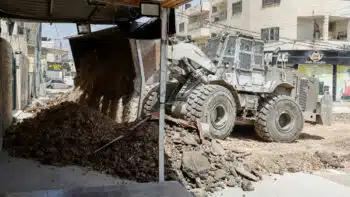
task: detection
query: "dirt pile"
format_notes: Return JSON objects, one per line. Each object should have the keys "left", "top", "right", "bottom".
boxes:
{"left": 25, "top": 89, "right": 82, "bottom": 114}
{"left": 6, "top": 102, "right": 349, "bottom": 196}
{"left": 4, "top": 102, "right": 265, "bottom": 196}
{"left": 5, "top": 102, "right": 175, "bottom": 182}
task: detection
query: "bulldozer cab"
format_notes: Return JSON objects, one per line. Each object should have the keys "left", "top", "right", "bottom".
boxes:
{"left": 204, "top": 33, "right": 268, "bottom": 92}
{"left": 205, "top": 33, "right": 265, "bottom": 67}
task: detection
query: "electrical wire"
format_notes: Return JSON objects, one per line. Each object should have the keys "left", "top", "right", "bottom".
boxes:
{"left": 209, "top": 22, "right": 343, "bottom": 51}
{"left": 175, "top": 12, "right": 348, "bottom": 51}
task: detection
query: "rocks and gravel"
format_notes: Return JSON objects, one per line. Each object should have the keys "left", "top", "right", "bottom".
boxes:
{"left": 4, "top": 101, "right": 267, "bottom": 195}
{"left": 4, "top": 98, "right": 350, "bottom": 197}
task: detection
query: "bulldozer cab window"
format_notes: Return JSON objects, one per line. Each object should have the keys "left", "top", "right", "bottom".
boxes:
{"left": 253, "top": 41, "right": 264, "bottom": 68}
{"left": 238, "top": 38, "right": 253, "bottom": 70}
{"left": 224, "top": 36, "right": 236, "bottom": 56}
{"left": 222, "top": 36, "right": 237, "bottom": 67}
{"left": 205, "top": 38, "right": 221, "bottom": 59}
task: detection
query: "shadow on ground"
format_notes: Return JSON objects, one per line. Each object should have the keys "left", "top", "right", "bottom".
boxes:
{"left": 299, "top": 133, "right": 325, "bottom": 140}
{"left": 230, "top": 125, "right": 259, "bottom": 140}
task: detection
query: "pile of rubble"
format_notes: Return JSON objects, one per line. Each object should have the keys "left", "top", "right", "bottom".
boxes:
{"left": 164, "top": 124, "right": 261, "bottom": 195}
{"left": 5, "top": 101, "right": 264, "bottom": 196}
{"left": 25, "top": 90, "right": 82, "bottom": 114}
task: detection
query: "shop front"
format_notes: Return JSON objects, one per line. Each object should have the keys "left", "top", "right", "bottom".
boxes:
{"left": 265, "top": 50, "right": 350, "bottom": 102}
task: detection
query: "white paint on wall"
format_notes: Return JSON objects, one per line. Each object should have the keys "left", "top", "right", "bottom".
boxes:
{"left": 176, "top": 0, "right": 350, "bottom": 50}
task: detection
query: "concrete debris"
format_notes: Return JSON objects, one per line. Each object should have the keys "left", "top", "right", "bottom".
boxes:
{"left": 190, "top": 188, "right": 206, "bottom": 197}
{"left": 211, "top": 140, "right": 225, "bottom": 156}
{"left": 214, "top": 169, "right": 227, "bottom": 181}
{"left": 181, "top": 134, "right": 199, "bottom": 146}
{"left": 241, "top": 179, "right": 255, "bottom": 191}
{"left": 182, "top": 151, "right": 211, "bottom": 179}
{"left": 235, "top": 167, "right": 259, "bottom": 182}
{"left": 11, "top": 100, "right": 347, "bottom": 194}
{"left": 226, "top": 176, "right": 238, "bottom": 187}
{"left": 315, "top": 151, "right": 345, "bottom": 169}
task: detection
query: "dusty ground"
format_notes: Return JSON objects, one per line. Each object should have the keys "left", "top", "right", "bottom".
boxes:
{"left": 11, "top": 92, "right": 350, "bottom": 196}
{"left": 220, "top": 121, "right": 350, "bottom": 175}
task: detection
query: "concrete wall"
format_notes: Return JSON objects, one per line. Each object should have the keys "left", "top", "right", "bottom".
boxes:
{"left": 297, "top": 18, "right": 314, "bottom": 40}
{"left": 0, "top": 20, "right": 28, "bottom": 55}
{"left": 15, "top": 53, "right": 30, "bottom": 110}
{"left": 176, "top": 0, "right": 350, "bottom": 50}
{"left": 176, "top": 9, "right": 189, "bottom": 36}
{"left": 0, "top": 38, "right": 13, "bottom": 151}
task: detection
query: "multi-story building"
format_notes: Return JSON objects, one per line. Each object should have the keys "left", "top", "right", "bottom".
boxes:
{"left": 1, "top": 20, "right": 32, "bottom": 109}
{"left": 176, "top": 2, "right": 211, "bottom": 49}
{"left": 175, "top": 0, "right": 350, "bottom": 101}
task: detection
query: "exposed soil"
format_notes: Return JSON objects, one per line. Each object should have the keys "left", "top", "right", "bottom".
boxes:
{"left": 221, "top": 121, "right": 350, "bottom": 175}
{"left": 5, "top": 92, "right": 350, "bottom": 197}
{"left": 5, "top": 102, "right": 176, "bottom": 182}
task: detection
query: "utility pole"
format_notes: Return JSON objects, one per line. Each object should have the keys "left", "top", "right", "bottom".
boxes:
{"left": 33, "top": 23, "right": 42, "bottom": 98}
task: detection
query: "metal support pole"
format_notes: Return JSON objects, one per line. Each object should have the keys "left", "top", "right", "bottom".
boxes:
{"left": 159, "top": 7, "right": 168, "bottom": 182}
{"left": 136, "top": 40, "right": 146, "bottom": 119}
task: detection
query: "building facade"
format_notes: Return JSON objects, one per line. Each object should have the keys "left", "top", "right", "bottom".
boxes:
{"left": 175, "top": 0, "right": 350, "bottom": 101}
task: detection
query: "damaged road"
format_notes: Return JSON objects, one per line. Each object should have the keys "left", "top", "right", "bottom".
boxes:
{"left": 3, "top": 94, "right": 350, "bottom": 196}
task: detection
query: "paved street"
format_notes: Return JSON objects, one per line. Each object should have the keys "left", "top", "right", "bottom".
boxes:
{"left": 212, "top": 170, "right": 350, "bottom": 197}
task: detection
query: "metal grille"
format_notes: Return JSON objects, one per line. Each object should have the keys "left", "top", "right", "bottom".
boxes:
{"left": 239, "top": 53, "right": 251, "bottom": 69}
{"left": 298, "top": 78, "right": 308, "bottom": 111}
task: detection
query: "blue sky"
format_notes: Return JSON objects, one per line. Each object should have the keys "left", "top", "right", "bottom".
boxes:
{"left": 42, "top": 23, "right": 112, "bottom": 52}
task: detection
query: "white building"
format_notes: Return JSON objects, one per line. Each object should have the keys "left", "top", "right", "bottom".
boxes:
{"left": 0, "top": 19, "right": 28, "bottom": 55}
{"left": 176, "top": 2, "right": 212, "bottom": 49}
{"left": 176, "top": 0, "right": 350, "bottom": 50}
{"left": 175, "top": 0, "right": 350, "bottom": 102}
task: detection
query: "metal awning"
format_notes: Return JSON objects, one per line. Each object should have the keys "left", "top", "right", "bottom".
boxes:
{"left": 0, "top": 0, "right": 189, "bottom": 23}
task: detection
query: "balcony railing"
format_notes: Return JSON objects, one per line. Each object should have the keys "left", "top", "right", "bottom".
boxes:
{"left": 212, "top": 11, "right": 227, "bottom": 22}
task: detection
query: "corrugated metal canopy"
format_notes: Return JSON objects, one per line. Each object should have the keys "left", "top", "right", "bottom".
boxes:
{"left": 0, "top": 0, "right": 190, "bottom": 23}
{"left": 0, "top": 0, "right": 141, "bottom": 24}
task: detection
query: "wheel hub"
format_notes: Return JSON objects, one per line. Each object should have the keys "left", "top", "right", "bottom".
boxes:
{"left": 277, "top": 111, "right": 295, "bottom": 133}
{"left": 210, "top": 105, "right": 228, "bottom": 130}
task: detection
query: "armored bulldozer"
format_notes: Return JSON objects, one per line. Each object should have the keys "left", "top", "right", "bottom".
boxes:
{"left": 142, "top": 33, "right": 331, "bottom": 142}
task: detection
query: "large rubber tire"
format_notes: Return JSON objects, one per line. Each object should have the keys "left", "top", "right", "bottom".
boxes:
{"left": 141, "top": 83, "right": 178, "bottom": 117}
{"left": 255, "top": 95, "right": 304, "bottom": 143}
{"left": 185, "top": 84, "right": 236, "bottom": 139}
{"left": 142, "top": 85, "right": 160, "bottom": 116}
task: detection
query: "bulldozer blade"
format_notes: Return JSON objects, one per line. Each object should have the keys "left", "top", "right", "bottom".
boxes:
{"left": 319, "top": 93, "right": 333, "bottom": 126}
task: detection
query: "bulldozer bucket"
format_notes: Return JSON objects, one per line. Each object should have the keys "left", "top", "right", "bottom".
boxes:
{"left": 318, "top": 92, "right": 333, "bottom": 125}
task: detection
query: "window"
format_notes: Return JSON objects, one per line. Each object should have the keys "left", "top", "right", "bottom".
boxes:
{"left": 239, "top": 39, "right": 253, "bottom": 69}
{"left": 179, "top": 22, "right": 185, "bottom": 32}
{"left": 223, "top": 36, "right": 237, "bottom": 67}
{"left": 261, "top": 27, "right": 279, "bottom": 42}
{"left": 254, "top": 42, "right": 264, "bottom": 67}
{"left": 204, "top": 38, "right": 220, "bottom": 59}
{"left": 262, "top": 0, "right": 281, "bottom": 7}
{"left": 232, "top": 1, "right": 242, "bottom": 15}
{"left": 17, "top": 22, "right": 25, "bottom": 35}
{"left": 212, "top": 6, "right": 217, "bottom": 13}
